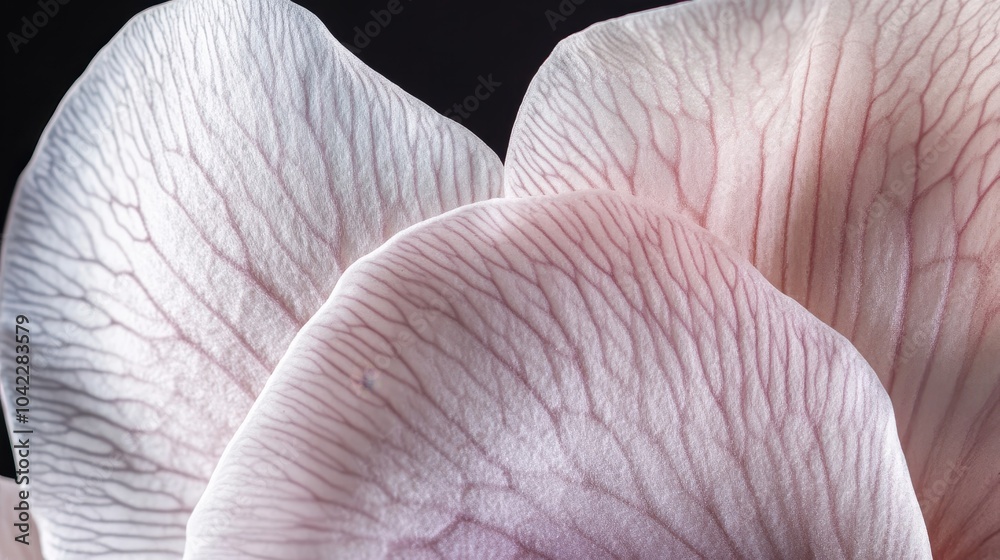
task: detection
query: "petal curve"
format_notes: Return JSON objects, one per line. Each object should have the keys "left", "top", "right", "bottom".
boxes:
{"left": 186, "top": 190, "right": 930, "bottom": 559}
{"left": 1, "top": 0, "right": 501, "bottom": 556}
{"left": 504, "top": 1, "right": 999, "bottom": 556}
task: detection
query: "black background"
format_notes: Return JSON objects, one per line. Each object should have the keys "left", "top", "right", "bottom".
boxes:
{"left": 1, "top": 0, "right": 679, "bottom": 480}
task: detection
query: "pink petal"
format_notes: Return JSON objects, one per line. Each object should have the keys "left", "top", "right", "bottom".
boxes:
{"left": 505, "top": 1, "right": 999, "bottom": 556}
{"left": 186, "top": 191, "right": 930, "bottom": 559}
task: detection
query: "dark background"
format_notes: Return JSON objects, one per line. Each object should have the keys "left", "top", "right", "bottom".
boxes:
{"left": 1, "top": 0, "right": 678, "bottom": 479}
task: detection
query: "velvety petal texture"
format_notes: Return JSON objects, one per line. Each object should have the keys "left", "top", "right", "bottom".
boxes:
{"left": 504, "top": 0, "right": 999, "bottom": 556}
{"left": 0, "top": 0, "right": 501, "bottom": 557}
{"left": 185, "top": 191, "right": 930, "bottom": 559}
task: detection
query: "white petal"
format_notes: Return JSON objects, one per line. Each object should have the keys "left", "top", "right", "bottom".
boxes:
{"left": 0, "top": 0, "right": 501, "bottom": 557}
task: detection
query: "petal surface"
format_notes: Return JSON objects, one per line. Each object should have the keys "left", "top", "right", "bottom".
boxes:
{"left": 186, "top": 191, "right": 929, "bottom": 559}
{"left": 504, "top": 0, "right": 999, "bottom": 556}
{"left": 0, "top": 0, "right": 501, "bottom": 557}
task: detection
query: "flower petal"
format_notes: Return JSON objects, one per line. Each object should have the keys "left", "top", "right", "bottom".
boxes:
{"left": 185, "top": 191, "right": 929, "bottom": 559}
{"left": 0, "top": 0, "right": 501, "bottom": 556}
{"left": 504, "top": 0, "right": 999, "bottom": 555}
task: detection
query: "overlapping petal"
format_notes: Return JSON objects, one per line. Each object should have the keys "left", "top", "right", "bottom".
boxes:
{"left": 186, "top": 191, "right": 930, "bottom": 559}
{"left": 0, "top": 0, "right": 501, "bottom": 556}
{"left": 6, "top": 0, "right": 993, "bottom": 556}
{"left": 505, "top": 0, "right": 999, "bottom": 556}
